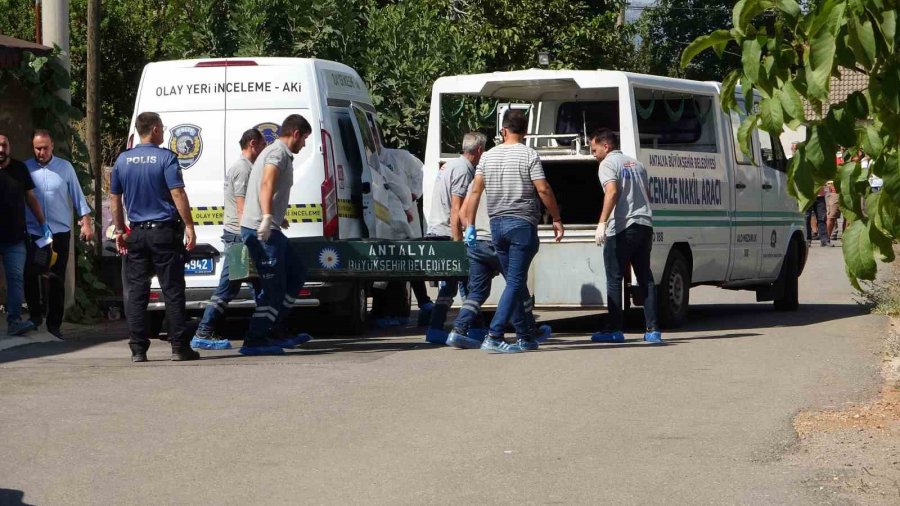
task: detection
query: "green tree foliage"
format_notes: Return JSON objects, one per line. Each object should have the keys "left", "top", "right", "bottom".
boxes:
{"left": 683, "top": 0, "right": 900, "bottom": 287}
{"left": 638, "top": 0, "right": 741, "bottom": 80}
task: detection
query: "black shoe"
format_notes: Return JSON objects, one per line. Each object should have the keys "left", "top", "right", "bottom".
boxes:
{"left": 171, "top": 348, "right": 201, "bottom": 361}
{"left": 132, "top": 353, "right": 148, "bottom": 363}
{"left": 47, "top": 326, "right": 63, "bottom": 339}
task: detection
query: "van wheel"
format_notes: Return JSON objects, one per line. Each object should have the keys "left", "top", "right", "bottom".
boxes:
{"left": 329, "top": 282, "right": 368, "bottom": 335}
{"left": 658, "top": 249, "right": 690, "bottom": 328}
{"left": 774, "top": 242, "right": 799, "bottom": 311}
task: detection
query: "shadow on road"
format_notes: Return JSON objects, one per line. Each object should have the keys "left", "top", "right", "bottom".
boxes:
{"left": 0, "top": 301, "right": 865, "bottom": 364}
{"left": 537, "top": 302, "right": 865, "bottom": 335}
{"left": 0, "top": 488, "right": 35, "bottom": 506}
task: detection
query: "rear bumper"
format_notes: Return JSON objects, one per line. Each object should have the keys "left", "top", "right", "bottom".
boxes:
{"left": 146, "top": 281, "right": 338, "bottom": 311}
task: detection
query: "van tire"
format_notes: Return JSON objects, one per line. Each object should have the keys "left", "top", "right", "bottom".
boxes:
{"left": 773, "top": 242, "right": 799, "bottom": 311}
{"left": 328, "top": 281, "right": 368, "bottom": 335}
{"left": 658, "top": 249, "right": 690, "bottom": 328}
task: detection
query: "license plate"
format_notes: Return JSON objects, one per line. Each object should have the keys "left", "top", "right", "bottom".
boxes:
{"left": 185, "top": 257, "right": 215, "bottom": 275}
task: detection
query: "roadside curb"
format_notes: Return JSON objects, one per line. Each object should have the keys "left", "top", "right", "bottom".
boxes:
{"left": 0, "top": 331, "right": 63, "bottom": 352}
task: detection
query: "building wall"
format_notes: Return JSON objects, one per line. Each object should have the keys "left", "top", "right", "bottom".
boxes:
{"left": 0, "top": 80, "right": 35, "bottom": 159}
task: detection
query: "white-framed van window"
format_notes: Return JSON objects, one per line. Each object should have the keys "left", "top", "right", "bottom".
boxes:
{"left": 758, "top": 129, "right": 788, "bottom": 172}
{"left": 729, "top": 106, "right": 754, "bottom": 165}
{"left": 633, "top": 88, "right": 718, "bottom": 153}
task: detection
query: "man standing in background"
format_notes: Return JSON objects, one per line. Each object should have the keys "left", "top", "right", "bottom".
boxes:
{"left": 25, "top": 130, "right": 94, "bottom": 339}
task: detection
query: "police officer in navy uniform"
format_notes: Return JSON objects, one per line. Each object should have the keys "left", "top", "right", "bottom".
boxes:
{"left": 110, "top": 112, "right": 200, "bottom": 362}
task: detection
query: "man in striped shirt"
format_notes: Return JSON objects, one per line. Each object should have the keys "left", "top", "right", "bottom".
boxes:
{"left": 463, "top": 109, "right": 564, "bottom": 353}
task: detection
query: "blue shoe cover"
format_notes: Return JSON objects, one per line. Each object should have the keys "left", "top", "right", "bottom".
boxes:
{"left": 480, "top": 337, "right": 523, "bottom": 353}
{"left": 591, "top": 331, "right": 625, "bottom": 343}
{"left": 397, "top": 317, "right": 411, "bottom": 326}
{"left": 446, "top": 331, "right": 482, "bottom": 349}
{"left": 516, "top": 338, "right": 539, "bottom": 351}
{"left": 238, "top": 344, "right": 285, "bottom": 356}
{"left": 534, "top": 325, "right": 552, "bottom": 343}
{"left": 374, "top": 317, "right": 395, "bottom": 329}
{"left": 643, "top": 331, "right": 664, "bottom": 344}
{"left": 425, "top": 328, "right": 449, "bottom": 345}
{"left": 191, "top": 335, "right": 232, "bottom": 350}
{"left": 416, "top": 302, "right": 434, "bottom": 326}
{"left": 276, "top": 333, "right": 313, "bottom": 348}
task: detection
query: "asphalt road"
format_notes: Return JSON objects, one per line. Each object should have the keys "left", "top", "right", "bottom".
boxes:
{"left": 0, "top": 244, "right": 887, "bottom": 505}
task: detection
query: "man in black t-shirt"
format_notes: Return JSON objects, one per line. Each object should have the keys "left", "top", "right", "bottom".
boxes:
{"left": 0, "top": 134, "right": 51, "bottom": 336}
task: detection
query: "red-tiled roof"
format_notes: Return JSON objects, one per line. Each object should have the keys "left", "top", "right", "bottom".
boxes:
{"left": 804, "top": 67, "right": 870, "bottom": 119}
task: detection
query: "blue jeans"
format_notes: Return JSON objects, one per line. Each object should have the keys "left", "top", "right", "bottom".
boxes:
{"left": 240, "top": 227, "right": 306, "bottom": 346}
{"left": 604, "top": 224, "right": 658, "bottom": 332}
{"left": 0, "top": 241, "right": 26, "bottom": 325}
{"left": 196, "top": 230, "right": 259, "bottom": 337}
{"left": 453, "top": 239, "right": 534, "bottom": 335}
{"left": 489, "top": 217, "right": 539, "bottom": 339}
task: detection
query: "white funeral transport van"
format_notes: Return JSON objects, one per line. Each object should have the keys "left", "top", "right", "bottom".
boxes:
{"left": 124, "top": 57, "right": 391, "bottom": 334}
{"left": 422, "top": 69, "right": 808, "bottom": 327}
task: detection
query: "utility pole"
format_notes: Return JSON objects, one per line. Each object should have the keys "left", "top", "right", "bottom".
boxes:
{"left": 617, "top": 1, "right": 628, "bottom": 28}
{"left": 87, "top": 0, "right": 102, "bottom": 255}
{"left": 34, "top": 1, "right": 43, "bottom": 44}
{"left": 41, "top": 0, "right": 70, "bottom": 104}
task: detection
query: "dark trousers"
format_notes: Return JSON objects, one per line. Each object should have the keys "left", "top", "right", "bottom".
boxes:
{"left": 811, "top": 196, "right": 828, "bottom": 245}
{"left": 371, "top": 282, "right": 409, "bottom": 318}
{"left": 604, "top": 224, "right": 658, "bottom": 332}
{"left": 124, "top": 223, "right": 188, "bottom": 353}
{"left": 453, "top": 239, "right": 533, "bottom": 334}
{"left": 489, "top": 217, "right": 539, "bottom": 339}
{"left": 25, "top": 231, "right": 71, "bottom": 330}
{"left": 196, "top": 230, "right": 259, "bottom": 337}
{"left": 241, "top": 227, "right": 306, "bottom": 346}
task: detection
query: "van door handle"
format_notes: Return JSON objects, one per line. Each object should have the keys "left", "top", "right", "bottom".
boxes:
{"left": 735, "top": 183, "right": 746, "bottom": 189}
{"left": 762, "top": 183, "right": 773, "bottom": 190}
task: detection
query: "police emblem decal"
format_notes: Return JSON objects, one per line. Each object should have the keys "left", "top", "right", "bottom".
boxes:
{"left": 254, "top": 122, "right": 281, "bottom": 145}
{"left": 168, "top": 124, "right": 203, "bottom": 169}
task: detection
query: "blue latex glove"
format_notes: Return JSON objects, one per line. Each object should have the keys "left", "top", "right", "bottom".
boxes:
{"left": 463, "top": 225, "right": 476, "bottom": 248}
{"left": 41, "top": 224, "right": 53, "bottom": 243}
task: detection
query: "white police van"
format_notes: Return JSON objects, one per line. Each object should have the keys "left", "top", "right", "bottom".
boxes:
{"left": 422, "top": 69, "right": 808, "bottom": 327}
{"left": 123, "top": 58, "right": 391, "bottom": 334}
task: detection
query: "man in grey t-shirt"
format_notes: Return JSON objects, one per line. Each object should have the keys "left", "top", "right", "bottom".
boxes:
{"left": 423, "top": 132, "right": 485, "bottom": 342}
{"left": 192, "top": 129, "right": 266, "bottom": 349}
{"left": 238, "top": 115, "right": 312, "bottom": 355}
{"left": 589, "top": 128, "right": 661, "bottom": 344}
{"left": 464, "top": 109, "right": 564, "bottom": 353}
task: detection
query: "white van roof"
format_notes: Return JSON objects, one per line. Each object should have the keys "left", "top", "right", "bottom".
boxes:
{"left": 430, "top": 68, "right": 722, "bottom": 100}
{"left": 144, "top": 57, "right": 360, "bottom": 75}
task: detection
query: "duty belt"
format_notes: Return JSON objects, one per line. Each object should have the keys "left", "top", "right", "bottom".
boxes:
{"left": 131, "top": 221, "right": 179, "bottom": 229}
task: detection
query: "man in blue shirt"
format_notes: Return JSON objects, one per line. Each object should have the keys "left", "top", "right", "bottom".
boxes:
{"left": 24, "top": 130, "right": 94, "bottom": 338}
{"left": 110, "top": 112, "right": 200, "bottom": 362}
